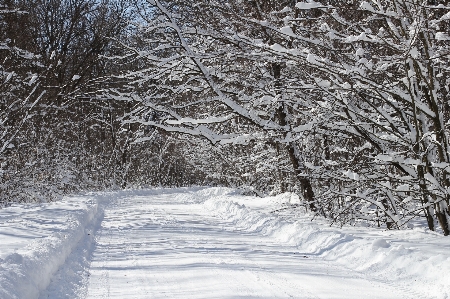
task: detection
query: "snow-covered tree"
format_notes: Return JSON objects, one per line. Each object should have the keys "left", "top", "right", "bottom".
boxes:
{"left": 0, "top": 0, "right": 133, "bottom": 203}
{"left": 109, "top": 0, "right": 450, "bottom": 234}
{"left": 272, "top": 0, "right": 450, "bottom": 234}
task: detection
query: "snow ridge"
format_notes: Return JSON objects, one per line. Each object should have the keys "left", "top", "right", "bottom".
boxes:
{"left": 0, "top": 198, "right": 100, "bottom": 299}
{"left": 200, "top": 189, "right": 450, "bottom": 299}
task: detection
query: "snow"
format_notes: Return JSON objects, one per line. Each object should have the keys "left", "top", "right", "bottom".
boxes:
{"left": 307, "top": 53, "right": 318, "bottom": 64}
{"left": 0, "top": 188, "right": 449, "bottom": 299}
{"left": 165, "top": 115, "right": 232, "bottom": 125}
{"left": 436, "top": 32, "right": 450, "bottom": 41}
{"left": 0, "top": 196, "right": 100, "bottom": 299}
{"left": 4, "top": 72, "right": 13, "bottom": 83}
{"left": 295, "top": 1, "right": 326, "bottom": 10}
{"left": 440, "top": 11, "right": 450, "bottom": 20}
{"left": 278, "top": 7, "right": 292, "bottom": 13}
{"left": 344, "top": 169, "right": 360, "bottom": 180}
{"left": 28, "top": 75, "right": 38, "bottom": 85}
{"left": 280, "top": 26, "right": 295, "bottom": 37}
{"left": 270, "top": 43, "right": 288, "bottom": 53}
{"left": 254, "top": 95, "right": 275, "bottom": 106}
{"left": 375, "top": 154, "right": 393, "bottom": 162}
{"left": 344, "top": 32, "right": 373, "bottom": 43}
{"left": 355, "top": 48, "right": 364, "bottom": 57}
{"left": 359, "top": 2, "right": 375, "bottom": 12}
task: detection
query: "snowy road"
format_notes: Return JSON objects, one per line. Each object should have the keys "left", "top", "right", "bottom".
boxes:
{"left": 3, "top": 188, "right": 447, "bottom": 299}
{"left": 77, "top": 191, "right": 412, "bottom": 299}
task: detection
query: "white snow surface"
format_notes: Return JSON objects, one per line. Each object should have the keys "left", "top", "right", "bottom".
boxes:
{"left": 0, "top": 187, "right": 449, "bottom": 299}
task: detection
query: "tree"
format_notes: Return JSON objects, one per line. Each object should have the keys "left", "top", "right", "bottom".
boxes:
{"left": 110, "top": 0, "right": 450, "bottom": 234}
{"left": 0, "top": 2, "right": 47, "bottom": 203}
{"left": 0, "top": 0, "right": 132, "bottom": 203}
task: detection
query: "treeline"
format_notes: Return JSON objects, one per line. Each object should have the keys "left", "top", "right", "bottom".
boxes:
{"left": 1, "top": 0, "right": 450, "bottom": 235}
{"left": 0, "top": 0, "right": 205, "bottom": 204}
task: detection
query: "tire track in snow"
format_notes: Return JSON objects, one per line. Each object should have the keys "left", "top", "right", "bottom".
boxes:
{"left": 196, "top": 215, "right": 318, "bottom": 299}
{"left": 83, "top": 190, "right": 419, "bottom": 299}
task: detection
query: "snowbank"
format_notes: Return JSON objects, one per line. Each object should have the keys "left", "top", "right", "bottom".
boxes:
{"left": 200, "top": 189, "right": 450, "bottom": 299}
{"left": 0, "top": 196, "right": 101, "bottom": 299}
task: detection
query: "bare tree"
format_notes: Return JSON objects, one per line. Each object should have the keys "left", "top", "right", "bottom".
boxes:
{"left": 109, "top": 0, "right": 450, "bottom": 234}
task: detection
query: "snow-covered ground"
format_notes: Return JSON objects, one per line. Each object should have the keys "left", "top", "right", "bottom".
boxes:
{"left": 0, "top": 188, "right": 449, "bottom": 299}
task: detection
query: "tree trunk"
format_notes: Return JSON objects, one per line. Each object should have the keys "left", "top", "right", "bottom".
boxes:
{"left": 272, "top": 63, "right": 317, "bottom": 212}
{"left": 435, "top": 201, "right": 450, "bottom": 236}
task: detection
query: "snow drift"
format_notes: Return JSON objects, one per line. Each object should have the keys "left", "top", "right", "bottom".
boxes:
{"left": 199, "top": 188, "right": 450, "bottom": 299}
{"left": 0, "top": 197, "right": 101, "bottom": 299}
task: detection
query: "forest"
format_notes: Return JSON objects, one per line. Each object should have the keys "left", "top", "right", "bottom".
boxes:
{"left": 1, "top": 0, "right": 450, "bottom": 235}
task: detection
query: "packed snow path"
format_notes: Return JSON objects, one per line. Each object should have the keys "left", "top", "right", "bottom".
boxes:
{"left": 85, "top": 191, "right": 410, "bottom": 298}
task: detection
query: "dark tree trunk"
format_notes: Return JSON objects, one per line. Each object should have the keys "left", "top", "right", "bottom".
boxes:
{"left": 272, "top": 63, "right": 317, "bottom": 212}
{"left": 435, "top": 201, "right": 450, "bottom": 236}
